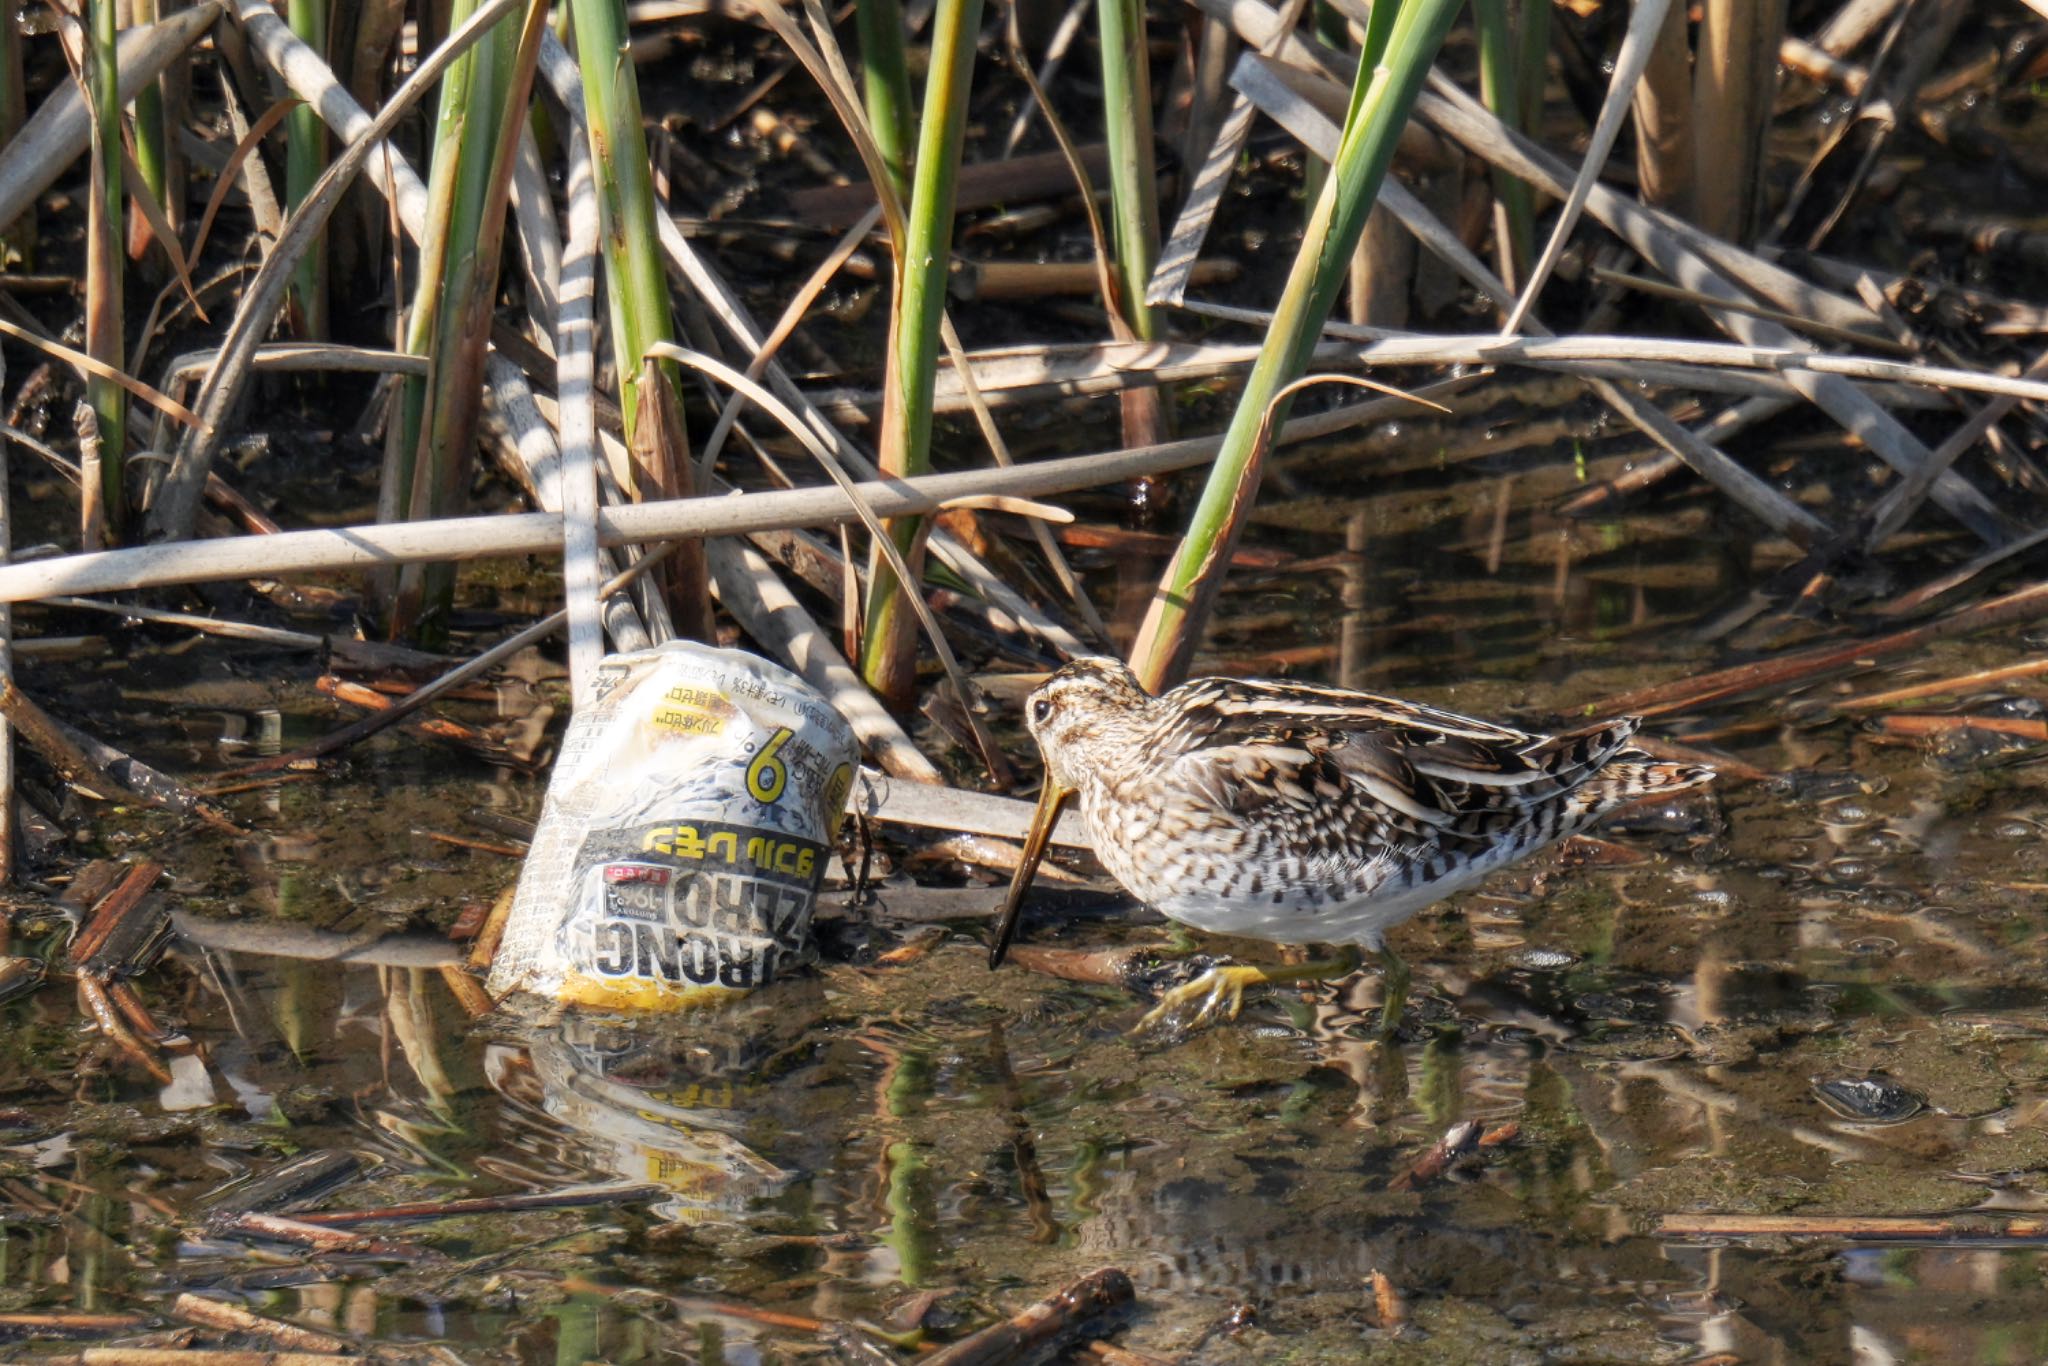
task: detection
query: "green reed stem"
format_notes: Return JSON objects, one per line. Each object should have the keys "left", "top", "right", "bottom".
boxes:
{"left": 285, "top": 0, "right": 329, "bottom": 336}
{"left": 132, "top": 0, "right": 168, "bottom": 211}
{"left": 567, "top": 0, "right": 712, "bottom": 640}
{"left": 858, "top": 0, "right": 983, "bottom": 707}
{"left": 568, "top": 0, "right": 681, "bottom": 446}
{"left": 1516, "top": 0, "right": 1549, "bottom": 133}
{"left": 383, "top": 0, "right": 523, "bottom": 642}
{"left": 1128, "top": 0, "right": 1460, "bottom": 691}
{"left": 1301, "top": 0, "right": 1346, "bottom": 211}
{"left": 1097, "top": 0, "right": 1158, "bottom": 341}
{"left": 1473, "top": 0, "right": 1532, "bottom": 286}
{"left": 857, "top": 0, "right": 914, "bottom": 196}
{"left": 82, "top": 0, "right": 124, "bottom": 545}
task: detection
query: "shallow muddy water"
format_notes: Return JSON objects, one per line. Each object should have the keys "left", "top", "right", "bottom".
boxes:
{"left": 7, "top": 396, "right": 2048, "bottom": 1363}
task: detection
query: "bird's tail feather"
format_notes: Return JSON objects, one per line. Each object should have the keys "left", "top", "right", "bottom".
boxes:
{"left": 1573, "top": 753, "right": 1716, "bottom": 821}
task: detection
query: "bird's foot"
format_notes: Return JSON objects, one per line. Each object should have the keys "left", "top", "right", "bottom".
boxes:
{"left": 1132, "top": 964, "right": 1268, "bottom": 1039}
{"left": 1374, "top": 947, "right": 1411, "bottom": 1042}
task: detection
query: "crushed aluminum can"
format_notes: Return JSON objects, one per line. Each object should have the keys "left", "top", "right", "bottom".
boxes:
{"left": 487, "top": 642, "right": 858, "bottom": 1010}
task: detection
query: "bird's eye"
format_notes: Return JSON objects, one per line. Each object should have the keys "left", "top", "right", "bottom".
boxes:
{"left": 1030, "top": 697, "right": 1053, "bottom": 725}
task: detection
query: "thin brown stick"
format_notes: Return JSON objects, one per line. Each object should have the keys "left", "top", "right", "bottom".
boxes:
{"left": 0, "top": 1313, "right": 147, "bottom": 1333}
{"left": 1872, "top": 714, "right": 2048, "bottom": 742}
{"left": 68, "top": 861, "right": 165, "bottom": 970}
{"left": 465, "top": 888, "right": 515, "bottom": 973}
{"left": 1083, "top": 1342, "right": 1176, "bottom": 1366}
{"left": 1657, "top": 1212, "right": 2048, "bottom": 1239}
{"left": 694, "top": 202, "right": 883, "bottom": 478}
{"left": 1838, "top": 659, "right": 2048, "bottom": 711}
{"left": 81, "top": 1354, "right": 356, "bottom": 1366}
{"left": 664, "top": 1295, "right": 856, "bottom": 1336}
{"left": 418, "top": 830, "right": 527, "bottom": 858}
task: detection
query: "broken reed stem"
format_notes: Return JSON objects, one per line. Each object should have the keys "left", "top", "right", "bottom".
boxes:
{"left": 923, "top": 1268, "right": 1136, "bottom": 1365}
{"left": 1631, "top": 0, "right": 1693, "bottom": 214}
{"left": 1691, "top": 0, "right": 1787, "bottom": 243}
{"left": 0, "top": 676, "right": 240, "bottom": 830}
{"left": 170, "top": 1294, "right": 349, "bottom": 1353}
{"left": 0, "top": 397, "right": 1431, "bottom": 603}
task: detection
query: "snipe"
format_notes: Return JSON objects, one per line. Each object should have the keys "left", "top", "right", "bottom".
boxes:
{"left": 989, "top": 657, "right": 1715, "bottom": 1036}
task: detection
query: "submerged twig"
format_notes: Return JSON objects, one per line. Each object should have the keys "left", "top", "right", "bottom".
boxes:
{"left": 1595, "top": 577, "right": 2048, "bottom": 719}
{"left": 287, "top": 1184, "right": 667, "bottom": 1226}
{"left": 0, "top": 678, "right": 239, "bottom": 830}
{"left": 1658, "top": 1213, "right": 2048, "bottom": 1240}
{"left": 77, "top": 975, "right": 172, "bottom": 1083}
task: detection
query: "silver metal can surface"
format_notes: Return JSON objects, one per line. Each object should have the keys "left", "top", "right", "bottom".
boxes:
{"left": 487, "top": 642, "right": 858, "bottom": 1010}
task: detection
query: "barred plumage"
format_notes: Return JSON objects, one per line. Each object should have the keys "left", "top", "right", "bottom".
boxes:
{"left": 990, "top": 656, "right": 1716, "bottom": 1034}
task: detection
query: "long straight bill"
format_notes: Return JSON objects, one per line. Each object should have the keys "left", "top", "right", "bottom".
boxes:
{"left": 988, "top": 779, "right": 1072, "bottom": 968}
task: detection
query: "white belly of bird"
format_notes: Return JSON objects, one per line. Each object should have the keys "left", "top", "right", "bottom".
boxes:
{"left": 1083, "top": 779, "right": 1552, "bottom": 950}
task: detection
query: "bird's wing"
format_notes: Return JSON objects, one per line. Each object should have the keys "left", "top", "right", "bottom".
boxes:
{"left": 1159, "top": 679, "right": 1642, "bottom": 845}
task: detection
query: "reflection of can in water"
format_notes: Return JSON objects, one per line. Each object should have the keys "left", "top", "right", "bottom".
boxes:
{"left": 487, "top": 642, "right": 858, "bottom": 1011}
{"left": 483, "top": 1009, "right": 794, "bottom": 1224}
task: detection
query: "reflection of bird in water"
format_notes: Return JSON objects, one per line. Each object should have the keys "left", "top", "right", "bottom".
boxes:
{"left": 992, "top": 657, "right": 1714, "bottom": 1035}
{"left": 1070, "top": 1153, "right": 1533, "bottom": 1301}
{"left": 1076, "top": 1170, "right": 1385, "bottom": 1294}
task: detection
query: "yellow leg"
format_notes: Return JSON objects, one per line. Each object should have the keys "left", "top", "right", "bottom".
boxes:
{"left": 1376, "top": 945, "right": 1410, "bottom": 1041}
{"left": 1134, "top": 946, "right": 1362, "bottom": 1038}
